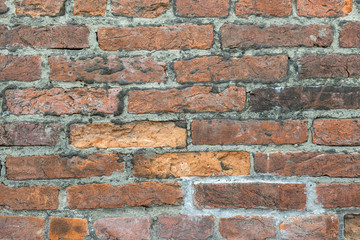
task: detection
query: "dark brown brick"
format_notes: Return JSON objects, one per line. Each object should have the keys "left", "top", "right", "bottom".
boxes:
{"left": 340, "top": 22, "right": 360, "bottom": 47}
{"left": 49, "top": 217, "right": 88, "bottom": 240}
{"left": 176, "top": 0, "right": 229, "bottom": 17}
{"left": 193, "top": 183, "right": 306, "bottom": 210}
{"left": 297, "top": 0, "right": 352, "bottom": 17}
{"left": 0, "top": 55, "right": 41, "bottom": 81}
{"left": 15, "top": 0, "right": 66, "bottom": 17}
{"left": 345, "top": 215, "right": 360, "bottom": 240}
{"left": 0, "top": 216, "right": 45, "bottom": 240}
{"left": 112, "top": 0, "right": 170, "bottom": 18}
{"left": 316, "top": 183, "right": 360, "bottom": 208}
{"left": 236, "top": 0, "right": 292, "bottom": 17}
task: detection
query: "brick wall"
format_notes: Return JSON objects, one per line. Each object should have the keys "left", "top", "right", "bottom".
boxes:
{"left": 1, "top": 0, "right": 360, "bottom": 239}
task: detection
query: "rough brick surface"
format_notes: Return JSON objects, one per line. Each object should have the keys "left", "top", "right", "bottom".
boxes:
{"left": 0, "top": 0, "right": 8, "bottom": 13}
{"left": 15, "top": 0, "right": 66, "bottom": 17}
{"left": 94, "top": 217, "right": 151, "bottom": 240}
{"left": 297, "top": 0, "right": 352, "bottom": 17}
{"left": 316, "top": 183, "right": 360, "bottom": 208}
{"left": 128, "top": 86, "right": 246, "bottom": 113}
{"left": 221, "top": 24, "right": 333, "bottom": 48}
{"left": 219, "top": 216, "right": 276, "bottom": 240}
{"left": 280, "top": 215, "right": 339, "bottom": 240}
{"left": 345, "top": 215, "right": 360, "bottom": 240}
{"left": 6, "top": 153, "right": 124, "bottom": 180}
{"left": 191, "top": 119, "right": 308, "bottom": 145}
{"left": 313, "top": 119, "right": 360, "bottom": 145}
{"left": 193, "top": 183, "right": 306, "bottom": 210}
{"left": 158, "top": 215, "right": 214, "bottom": 239}
{"left": 0, "top": 55, "right": 41, "bottom": 81}
{"left": 0, "top": 216, "right": 45, "bottom": 240}
{"left": 133, "top": 151, "right": 250, "bottom": 178}
{"left": 176, "top": 0, "right": 229, "bottom": 17}
{"left": 67, "top": 182, "right": 183, "bottom": 209}
{"left": 70, "top": 122, "right": 186, "bottom": 148}
{"left": 49, "top": 56, "right": 166, "bottom": 83}
{"left": 49, "top": 217, "right": 88, "bottom": 240}
{"left": 174, "top": 55, "right": 288, "bottom": 83}
{"left": 97, "top": 25, "right": 213, "bottom": 50}
{"left": 112, "top": 0, "right": 170, "bottom": 18}
{"left": 340, "top": 22, "right": 360, "bottom": 47}
{"left": 0, "top": 185, "right": 59, "bottom": 210}
{"left": 236, "top": 0, "right": 292, "bottom": 17}
{"left": 0, "top": 123, "right": 60, "bottom": 146}
{"left": 73, "top": 0, "right": 106, "bottom": 16}
{"left": 0, "top": 25, "right": 89, "bottom": 49}
{"left": 255, "top": 152, "right": 360, "bottom": 177}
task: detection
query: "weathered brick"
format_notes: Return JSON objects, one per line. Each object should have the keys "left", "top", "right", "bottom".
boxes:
{"left": 67, "top": 182, "right": 183, "bottom": 209}
{"left": 94, "top": 217, "right": 151, "bottom": 240}
{"left": 97, "top": 25, "right": 213, "bottom": 51}
{"left": 0, "top": 123, "right": 60, "bottom": 146}
{"left": 133, "top": 151, "right": 250, "bottom": 178}
{"left": 297, "top": 0, "right": 352, "bottom": 17}
{"left": 174, "top": 55, "right": 288, "bottom": 83}
{"left": 219, "top": 216, "right": 276, "bottom": 240}
{"left": 70, "top": 122, "right": 186, "bottom": 148}
{"left": 340, "top": 22, "right": 360, "bottom": 47}
{"left": 345, "top": 215, "right": 360, "bottom": 240}
{"left": 112, "top": 0, "right": 170, "bottom": 18}
{"left": 313, "top": 119, "right": 360, "bottom": 146}
{"left": 15, "top": 0, "right": 66, "bottom": 17}
{"left": 176, "top": 0, "right": 229, "bottom": 17}
{"left": 128, "top": 86, "right": 246, "bottom": 113}
{"left": 255, "top": 152, "right": 360, "bottom": 177}
{"left": 250, "top": 87, "right": 360, "bottom": 111}
{"left": 0, "top": 216, "right": 45, "bottom": 240}
{"left": 49, "top": 217, "right": 88, "bottom": 240}
{"left": 299, "top": 54, "right": 360, "bottom": 79}
{"left": 191, "top": 119, "right": 308, "bottom": 145}
{"left": 194, "top": 183, "right": 306, "bottom": 210}
{"left": 221, "top": 24, "right": 332, "bottom": 48}
{"left": 280, "top": 215, "right": 339, "bottom": 240}
{"left": 5, "top": 88, "right": 121, "bottom": 115}
{"left": 6, "top": 153, "right": 124, "bottom": 180}
{"left": 0, "top": 0, "right": 8, "bottom": 13}
{"left": 73, "top": 0, "right": 106, "bottom": 16}
{"left": 236, "top": 0, "right": 291, "bottom": 17}
{"left": 158, "top": 215, "right": 214, "bottom": 240}
{"left": 316, "top": 183, "right": 360, "bottom": 208}
{"left": 0, "top": 184, "right": 59, "bottom": 210}
{"left": 0, "top": 25, "right": 89, "bottom": 49}
{"left": 0, "top": 55, "right": 41, "bottom": 81}
{"left": 49, "top": 56, "right": 166, "bottom": 83}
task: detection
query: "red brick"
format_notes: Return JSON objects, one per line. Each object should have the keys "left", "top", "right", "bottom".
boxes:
{"left": 0, "top": 216, "right": 45, "bottom": 240}
{"left": 250, "top": 87, "right": 360, "bottom": 111}
{"left": 70, "top": 122, "right": 186, "bottom": 148}
{"left": 158, "top": 215, "right": 214, "bottom": 239}
{"left": 94, "top": 217, "right": 151, "bottom": 240}
{"left": 128, "top": 86, "right": 246, "bottom": 113}
{"left": 191, "top": 119, "right": 308, "bottom": 145}
{"left": 0, "top": 55, "right": 41, "bottom": 81}
{"left": 97, "top": 25, "right": 213, "bottom": 51}
{"left": 176, "top": 0, "right": 229, "bottom": 17}
{"left": 49, "top": 55, "right": 166, "bottom": 83}
{"left": 112, "top": 0, "right": 170, "bottom": 18}
{"left": 73, "top": 0, "right": 106, "bottom": 16}
{"left": 49, "top": 217, "right": 88, "bottom": 240}
{"left": 174, "top": 55, "right": 288, "bottom": 83}
{"left": 221, "top": 24, "right": 332, "bottom": 48}
{"left": 67, "top": 182, "right": 183, "bottom": 209}
{"left": 5, "top": 88, "right": 121, "bottom": 115}
{"left": 313, "top": 119, "right": 360, "bottom": 146}
{"left": 132, "top": 151, "right": 250, "bottom": 178}
{"left": 219, "top": 216, "right": 276, "bottom": 240}
{"left": 280, "top": 215, "right": 339, "bottom": 240}
{"left": 340, "top": 22, "right": 360, "bottom": 47}
{"left": 345, "top": 215, "right": 360, "bottom": 240}
{"left": 255, "top": 152, "right": 360, "bottom": 177}
{"left": 6, "top": 153, "right": 124, "bottom": 180}
{"left": 0, "top": 123, "right": 60, "bottom": 146}
{"left": 297, "top": 0, "right": 352, "bottom": 17}
{"left": 316, "top": 183, "right": 360, "bottom": 208}
{"left": 0, "top": 0, "right": 8, "bottom": 13}
{"left": 236, "top": 0, "right": 291, "bottom": 17}
{"left": 0, "top": 184, "right": 59, "bottom": 210}
{"left": 299, "top": 54, "right": 360, "bottom": 79}
{"left": 193, "top": 183, "right": 306, "bottom": 210}
{"left": 15, "top": 0, "right": 66, "bottom": 17}
{"left": 0, "top": 25, "right": 89, "bottom": 49}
